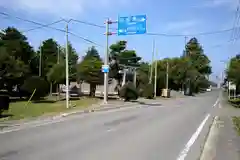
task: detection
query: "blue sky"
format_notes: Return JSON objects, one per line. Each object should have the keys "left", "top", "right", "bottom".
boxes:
{"left": 0, "top": 0, "right": 239, "bottom": 82}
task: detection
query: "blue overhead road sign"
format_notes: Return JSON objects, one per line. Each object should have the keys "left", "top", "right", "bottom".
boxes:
{"left": 118, "top": 15, "right": 146, "bottom": 36}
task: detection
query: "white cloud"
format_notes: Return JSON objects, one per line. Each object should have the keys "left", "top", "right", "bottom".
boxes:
{"left": 202, "top": 0, "right": 238, "bottom": 9}
{"left": 0, "top": 0, "right": 130, "bottom": 18}
{"left": 165, "top": 20, "right": 199, "bottom": 32}
{"left": 0, "top": 0, "right": 84, "bottom": 17}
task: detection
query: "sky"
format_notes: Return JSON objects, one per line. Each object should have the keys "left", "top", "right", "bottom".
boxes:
{"left": 0, "top": 0, "right": 239, "bottom": 82}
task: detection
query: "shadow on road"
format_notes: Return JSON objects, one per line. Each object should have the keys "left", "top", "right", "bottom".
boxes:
{"left": 0, "top": 113, "right": 13, "bottom": 119}
{"left": 129, "top": 100, "right": 162, "bottom": 106}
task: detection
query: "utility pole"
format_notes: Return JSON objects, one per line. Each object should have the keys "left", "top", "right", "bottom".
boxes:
{"left": 39, "top": 42, "right": 42, "bottom": 77}
{"left": 184, "top": 36, "right": 188, "bottom": 56}
{"left": 149, "top": 39, "right": 155, "bottom": 84}
{"left": 133, "top": 68, "right": 137, "bottom": 87}
{"left": 65, "top": 23, "right": 69, "bottom": 109}
{"left": 56, "top": 46, "right": 60, "bottom": 99}
{"left": 103, "top": 19, "right": 110, "bottom": 104}
{"left": 182, "top": 36, "right": 188, "bottom": 93}
{"left": 184, "top": 36, "right": 187, "bottom": 47}
{"left": 166, "top": 60, "right": 169, "bottom": 90}
{"left": 57, "top": 46, "right": 60, "bottom": 64}
{"left": 154, "top": 49, "right": 158, "bottom": 98}
{"left": 102, "top": 18, "right": 116, "bottom": 103}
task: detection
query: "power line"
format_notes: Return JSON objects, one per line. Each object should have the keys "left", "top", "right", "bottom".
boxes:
{"left": 230, "top": 0, "right": 240, "bottom": 42}
{"left": 207, "top": 36, "right": 240, "bottom": 49}
{"left": 147, "top": 28, "right": 236, "bottom": 37}
{"left": 0, "top": 11, "right": 237, "bottom": 42}
{"left": 71, "top": 19, "right": 105, "bottom": 29}
{"left": 0, "top": 11, "right": 102, "bottom": 47}
{"left": 22, "top": 19, "right": 64, "bottom": 32}
{"left": 71, "top": 19, "right": 117, "bottom": 30}
{"left": 67, "top": 18, "right": 235, "bottom": 37}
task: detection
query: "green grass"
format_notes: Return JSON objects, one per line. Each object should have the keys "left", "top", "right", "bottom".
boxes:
{"left": 232, "top": 116, "right": 240, "bottom": 136}
{"left": 1, "top": 97, "right": 100, "bottom": 121}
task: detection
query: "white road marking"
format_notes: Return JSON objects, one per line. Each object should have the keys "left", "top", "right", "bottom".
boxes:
{"left": 0, "top": 118, "right": 67, "bottom": 134}
{"left": 176, "top": 97, "right": 219, "bottom": 160}
{"left": 212, "top": 98, "right": 219, "bottom": 108}
{"left": 177, "top": 113, "right": 210, "bottom": 160}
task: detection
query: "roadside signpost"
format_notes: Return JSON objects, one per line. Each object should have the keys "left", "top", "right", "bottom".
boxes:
{"left": 228, "top": 81, "right": 237, "bottom": 99}
{"left": 229, "top": 83, "right": 236, "bottom": 90}
{"left": 103, "top": 14, "right": 147, "bottom": 103}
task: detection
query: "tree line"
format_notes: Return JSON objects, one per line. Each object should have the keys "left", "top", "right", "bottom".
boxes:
{"left": 108, "top": 39, "right": 212, "bottom": 98}
{"left": 0, "top": 27, "right": 212, "bottom": 100}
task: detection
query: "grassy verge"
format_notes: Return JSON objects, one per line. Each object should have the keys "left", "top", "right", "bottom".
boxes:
{"left": 232, "top": 116, "right": 240, "bottom": 136}
{"left": 0, "top": 97, "right": 100, "bottom": 121}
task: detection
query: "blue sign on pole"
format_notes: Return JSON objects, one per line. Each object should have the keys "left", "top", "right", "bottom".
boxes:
{"left": 102, "top": 65, "right": 109, "bottom": 73}
{"left": 118, "top": 15, "right": 146, "bottom": 36}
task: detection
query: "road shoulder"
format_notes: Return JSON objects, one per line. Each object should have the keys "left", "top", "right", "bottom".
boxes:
{"left": 200, "top": 94, "right": 240, "bottom": 160}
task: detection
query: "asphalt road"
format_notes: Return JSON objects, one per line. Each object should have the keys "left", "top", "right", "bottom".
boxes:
{"left": 0, "top": 90, "right": 220, "bottom": 160}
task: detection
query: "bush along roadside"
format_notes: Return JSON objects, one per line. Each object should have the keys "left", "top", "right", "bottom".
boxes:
{"left": 228, "top": 98, "right": 240, "bottom": 108}
{"left": 119, "top": 82, "right": 139, "bottom": 101}
{"left": 0, "top": 90, "right": 10, "bottom": 115}
{"left": 143, "top": 83, "right": 154, "bottom": 99}
{"left": 232, "top": 116, "right": 240, "bottom": 136}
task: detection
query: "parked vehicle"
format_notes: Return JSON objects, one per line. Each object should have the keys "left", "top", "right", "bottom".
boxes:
{"left": 206, "top": 88, "right": 212, "bottom": 92}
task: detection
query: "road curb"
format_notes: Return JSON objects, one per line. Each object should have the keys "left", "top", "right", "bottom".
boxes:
{"left": 1, "top": 98, "right": 163, "bottom": 131}
{"left": 58, "top": 103, "right": 136, "bottom": 118}
{"left": 52, "top": 99, "right": 165, "bottom": 119}
{"left": 200, "top": 116, "right": 220, "bottom": 160}
{"left": 0, "top": 103, "right": 138, "bottom": 132}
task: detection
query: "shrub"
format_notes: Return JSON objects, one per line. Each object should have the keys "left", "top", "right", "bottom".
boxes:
{"left": 232, "top": 116, "right": 240, "bottom": 136}
{"left": 20, "top": 76, "right": 49, "bottom": 100}
{"left": 143, "top": 83, "right": 154, "bottom": 99}
{"left": 229, "top": 98, "right": 240, "bottom": 108}
{"left": 119, "top": 82, "right": 138, "bottom": 101}
{"left": 0, "top": 91, "right": 10, "bottom": 114}
{"left": 138, "top": 88, "right": 144, "bottom": 97}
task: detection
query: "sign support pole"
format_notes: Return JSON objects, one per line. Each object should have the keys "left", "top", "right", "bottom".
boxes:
{"left": 102, "top": 15, "right": 146, "bottom": 103}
